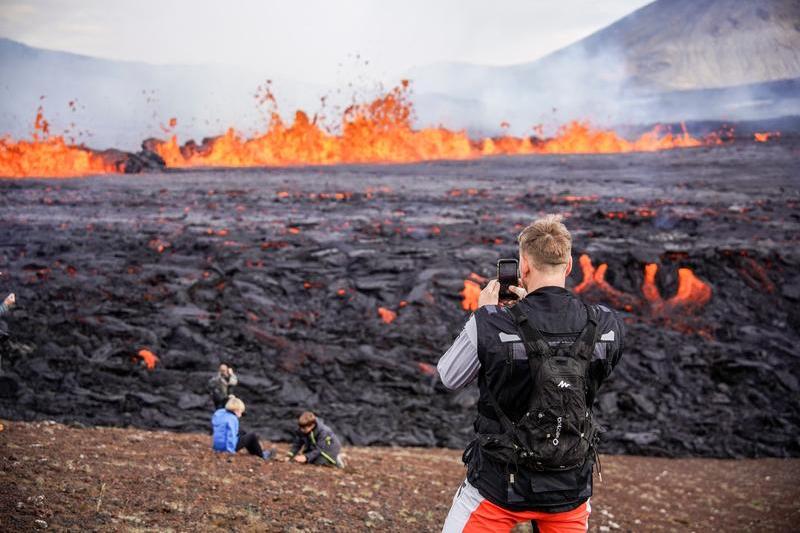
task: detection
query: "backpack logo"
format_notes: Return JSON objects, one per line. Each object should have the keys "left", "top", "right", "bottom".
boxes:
{"left": 557, "top": 380, "right": 571, "bottom": 388}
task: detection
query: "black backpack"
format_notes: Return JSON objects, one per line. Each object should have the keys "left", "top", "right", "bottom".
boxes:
{"left": 477, "top": 303, "right": 600, "bottom": 471}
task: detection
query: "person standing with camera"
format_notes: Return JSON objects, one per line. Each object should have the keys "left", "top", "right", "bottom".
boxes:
{"left": 208, "top": 363, "right": 238, "bottom": 410}
{"left": 0, "top": 293, "right": 15, "bottom": 316}
{"left": 438, "top": 215, "right": 624, "bottom": 532}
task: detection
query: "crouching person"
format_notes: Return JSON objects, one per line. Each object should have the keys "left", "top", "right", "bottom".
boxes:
{"left": 288, "top": 411, "right": 344, "bottom": 468}
{"left": 211, "top": 396, "right": 273, "bottom": 460}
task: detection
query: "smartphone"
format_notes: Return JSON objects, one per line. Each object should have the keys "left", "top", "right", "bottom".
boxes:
{"left": 497, "top": 259, "right": 519, "bottom": 301}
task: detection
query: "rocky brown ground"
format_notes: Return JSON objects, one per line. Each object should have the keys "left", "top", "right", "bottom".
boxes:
{"left": 2, "top": 420, "right": 798, "bottom": 532}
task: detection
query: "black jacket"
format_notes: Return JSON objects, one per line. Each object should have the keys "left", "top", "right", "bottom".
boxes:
{"left": 289, "top": 419, "right": 342, "bottom": 465}
{"left": 469, "top": 287, "right": 624, "bottom": 512}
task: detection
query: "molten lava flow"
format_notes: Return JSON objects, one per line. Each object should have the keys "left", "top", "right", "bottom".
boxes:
{"left": 575, "top": 255, "right": 711, "bottom": 318}
{"left": 668, "top": 268, "right": 712, "bottom": 310}
{"left": 417, "top": 362, "right": 437, "bottom": 376}
{"left": 5, "top": 85, "right": 720, "bottom": 178}
{"left": 152, "top": 84, "right": 710, "bottom": 170}
{"left": 136, "top": 349, "right": 159, "bottom": 370}
{"left": 572, "top": 255, "right": 635, "bottom": 309}
{"left": 642, "top": 263, "right": 712, "bottom": 313}
{"left": 461, "top": 279, "right": 482, "bottom": 311}
{"left": 521, "top": 122, "right": 701, "bottom": 155}
{"left": 378, "top": 307, "right": 397, "bottom": 324}
{"left": 0, "top": 108, "right": 118, "bottom": 178}
{"left": 153, "top": 82, "right": 474, "bottom": 168}
{"left": 754, "top": 132, "right": 780, "bottom": 142}
{"left": 641, "top": 263, "right": 661, "bottom": 304}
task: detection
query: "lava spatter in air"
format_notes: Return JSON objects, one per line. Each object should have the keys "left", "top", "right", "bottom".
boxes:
{"left": 2, "top": 84, "right": 761, "bottom": 178}
{"left": 0, "top": 107, "right": 118, "bottom": 178}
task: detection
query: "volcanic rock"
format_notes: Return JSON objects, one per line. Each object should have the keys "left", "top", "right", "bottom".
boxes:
{"left": 0, "top": 141, "right": 798, "bottom": 460}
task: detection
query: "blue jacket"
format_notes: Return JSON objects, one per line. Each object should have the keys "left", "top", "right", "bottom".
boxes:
{"left": 211, "top": 408, "right": 239, "bottom": 453}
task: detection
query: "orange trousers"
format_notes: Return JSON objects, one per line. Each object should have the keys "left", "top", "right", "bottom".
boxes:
{"left": 442, "top": 479, "right": 590, "bottom": 533}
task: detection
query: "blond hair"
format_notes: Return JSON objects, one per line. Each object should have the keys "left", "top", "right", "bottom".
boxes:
{"left": 225, "top": 396, "right": 245, "bottom": 414}
{"left": 517, "top": 214, "right": 572, "bottom": 271}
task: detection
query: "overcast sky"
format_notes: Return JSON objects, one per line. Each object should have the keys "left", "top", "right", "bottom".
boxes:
{"left": 0, "top": 0, "right": 653, "bottom": 84}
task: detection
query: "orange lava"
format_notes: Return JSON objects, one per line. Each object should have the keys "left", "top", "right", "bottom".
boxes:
{"left": 0, "top": 109, "right": 117, "bottom": 178}
{"left": 641, "top": 263, "right": 711, "bottom": 312}
{"left": 641, "top": 263, "right": 661, "bottom": 304}
{"left": 3, "top": 85, "right": 741, "bottom": 178}
{"left": 534, "top": 121, "right": 701, "bottom": 154}
{"left": 461, "top": 279, "right": 482, "bottom": 311}
{"left": 668, "top": 268, "right": 712, "bottom": 310}
{"left": 136, "top": 349, "right": 159, "bottom": 370}
{"left": 572, "top": 254, "right": 635, "bottom": 308}
{"left": 417, "top": 361, "right": 437, "bottom": 376}
{"left": 151, "top": 83, "right": 710, "bottom": 170}
{"left": 573, "top": 254, "right": 711, "bottom": 318}
{"left": 754, "top": 131, "right": 780, "bottom": 142}
{"left": 378, "top": 307, "right": 397, "bottom": 324}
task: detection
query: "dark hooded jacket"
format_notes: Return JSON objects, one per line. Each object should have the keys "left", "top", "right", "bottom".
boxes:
{"left": 289, "top": 418, "right": 342, "bottom": 466}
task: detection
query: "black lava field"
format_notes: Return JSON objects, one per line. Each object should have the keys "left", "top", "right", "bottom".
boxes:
{"left": 1, "top": 140, "right": 798, "bottom": 458}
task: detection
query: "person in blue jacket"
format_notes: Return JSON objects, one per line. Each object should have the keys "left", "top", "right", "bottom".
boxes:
{"left": 211, "top": 396, "right": 273, "bottom": 460}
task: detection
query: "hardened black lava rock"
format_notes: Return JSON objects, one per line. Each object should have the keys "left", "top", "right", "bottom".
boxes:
{"left": 0, "top": 138, "right": 798, "bottom": 458}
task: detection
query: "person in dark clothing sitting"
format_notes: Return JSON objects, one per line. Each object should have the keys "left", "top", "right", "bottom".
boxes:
{"left": 208, "top": 363, "right": 238, "bottom": 409}
{"left": 287, "top": 411, "right": 344, "bottom": 468}
{"left": 211, "top": 396, "right": 273, "bottom": 460}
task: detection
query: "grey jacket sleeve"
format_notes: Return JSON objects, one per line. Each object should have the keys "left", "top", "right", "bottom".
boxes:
{"left": 588, "top": 305, "right": 625, "bottom": 397}
{"left": 0, "top": 302, "right": 8, "bottom": 316}
{"left": 595, "top": 305, "right": 624, "bottom": 377}
{"left": 437, "top": 315, "right": 480, "bottom": 390}
{"left": 227, "top": 372, "right": 238, "bottom": 387}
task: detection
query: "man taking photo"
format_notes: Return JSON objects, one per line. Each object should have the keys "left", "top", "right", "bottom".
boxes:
{"left": 208, "top": 363, "right": 238, "bottom": 410}
{"left": 438, "top": 214, "right": 624, "bottom": 532}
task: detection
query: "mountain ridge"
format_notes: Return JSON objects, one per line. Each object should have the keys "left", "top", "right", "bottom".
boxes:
{"left": 409, "top": 0, "right": 800, "bottom": 132}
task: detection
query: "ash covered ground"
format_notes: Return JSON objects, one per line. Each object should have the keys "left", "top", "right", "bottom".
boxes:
{"left": 1, "top": 140, "right": 798, "bottom": 458}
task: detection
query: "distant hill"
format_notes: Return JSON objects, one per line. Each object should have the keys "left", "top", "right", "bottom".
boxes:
{"left": 2, "top": 0, "right": 799, "bottom": 146}
{"left": 0, "top": 38, "right": 323, "bottom": 150}
{"left": 409, "top": 0, "right": 800, "bottom": 134}
{"left": 576, "top": 0, "right": 800, "bottom": 91}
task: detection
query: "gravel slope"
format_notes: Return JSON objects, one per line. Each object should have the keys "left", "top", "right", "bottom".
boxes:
{"left": 2, "top": 421, "right": 798, "bottom": 532}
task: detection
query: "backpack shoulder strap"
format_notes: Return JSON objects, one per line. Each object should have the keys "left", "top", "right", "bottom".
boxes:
{"left": 507, "top": 304, "right": 552, "bottom": 405}
{"left": 478, "top": 349, "right": 524, "bottom": 445}
{"left": 570, "top": 303, "right": 599, "bottom": 360}
{"left": 507, "top": 304, "right": 552, "bottom": 358}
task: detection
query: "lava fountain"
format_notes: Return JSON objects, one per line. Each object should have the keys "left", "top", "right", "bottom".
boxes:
{"left": 2, "top": 83, "right": 757, "bottom": 178}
